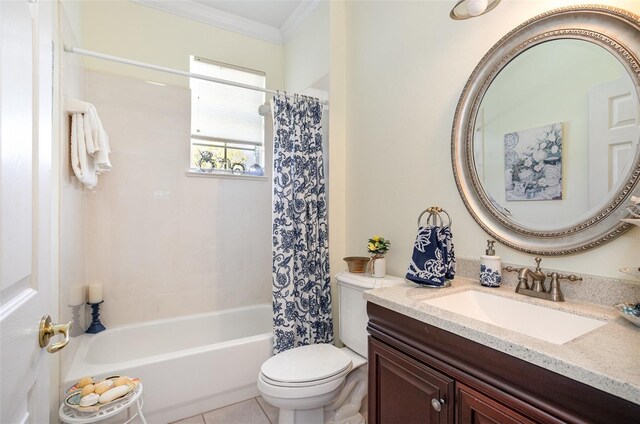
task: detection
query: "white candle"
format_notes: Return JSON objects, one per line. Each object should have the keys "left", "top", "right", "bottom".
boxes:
{"left": 88, "top": 282, "right": 103, "bottom": 304}
{"left": 69, "top": 285, "right": 84, "bottom": 306}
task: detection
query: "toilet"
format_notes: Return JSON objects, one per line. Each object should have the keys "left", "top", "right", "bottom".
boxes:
{"left": 257, "top": 272, "right": 405, "bottom": 424}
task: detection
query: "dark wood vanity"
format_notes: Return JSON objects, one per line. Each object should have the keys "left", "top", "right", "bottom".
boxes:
{"left": 367, "top": 302, "right": 640, "bottom": 424}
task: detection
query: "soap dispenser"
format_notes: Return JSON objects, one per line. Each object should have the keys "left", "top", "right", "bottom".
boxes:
{"left": 480, "top": 240, "right": 501, "bottom": 287}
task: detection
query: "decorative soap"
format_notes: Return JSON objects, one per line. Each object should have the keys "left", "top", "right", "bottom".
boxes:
{"left": 77, "top": 376, "right": 93, "bottom": 388}
{"left": 98, "top": 385, "right": 130, "bottom": 404}
{"left": 79, "top": 393, "right": 99, "bottom": 407}
{"left": 113, "top": 377, "right": 129, "bottom": 387}
{"left": 81, "top": 384, "right": 95, "bottom": 397}
{"left": 94, "top": 379, "right": 114, "bottom": 395}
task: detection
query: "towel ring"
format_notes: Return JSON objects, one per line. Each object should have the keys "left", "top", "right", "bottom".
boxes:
{"left": 417, "top": 206, "right": 452, "bottom": 228}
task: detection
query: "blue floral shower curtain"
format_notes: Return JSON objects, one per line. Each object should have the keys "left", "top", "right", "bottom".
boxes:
{"left": 271, "top": 94, "right": 332, "bottom": 354}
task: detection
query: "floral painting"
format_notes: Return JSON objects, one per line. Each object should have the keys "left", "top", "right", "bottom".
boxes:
{"left": 504, "top": 123, "right": 563, "bottom": 201}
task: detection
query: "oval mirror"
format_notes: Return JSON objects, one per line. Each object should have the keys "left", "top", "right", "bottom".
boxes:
{"left": 452, "top": 5, "right": 640, "bottom": 255}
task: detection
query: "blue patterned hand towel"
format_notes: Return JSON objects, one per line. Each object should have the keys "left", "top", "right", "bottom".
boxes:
{"left": 441, "top": 225, "right": 456, "bottom": 280}
{"left": 406, "top": 226, "right": 446, "bottom": 286}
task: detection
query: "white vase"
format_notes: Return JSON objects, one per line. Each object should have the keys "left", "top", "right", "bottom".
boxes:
{"left": 372, "top": 257, "right": 386, "bottom": 278}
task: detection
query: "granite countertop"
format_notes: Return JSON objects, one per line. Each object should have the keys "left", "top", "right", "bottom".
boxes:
{"left": 364, "top": 277, "right": 640, "bottom": 405}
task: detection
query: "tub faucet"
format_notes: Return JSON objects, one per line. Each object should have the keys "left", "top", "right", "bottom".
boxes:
{"left": 503, "top": 257, "right": 582, "bottom": 302}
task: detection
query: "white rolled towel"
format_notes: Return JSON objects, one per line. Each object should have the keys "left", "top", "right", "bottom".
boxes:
{"left": 70, "top": 112, "right": 98, "bottom": 189}
{"left": 67, "top": 98, "right": 111, "bottom": 188}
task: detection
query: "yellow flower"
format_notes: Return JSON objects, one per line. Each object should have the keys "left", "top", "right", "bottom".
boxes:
{"left": 373, "top": 236, "right": 381, "bottom": 242}
{"left": 368, "top": 243, "right": 376, "bottom": 251}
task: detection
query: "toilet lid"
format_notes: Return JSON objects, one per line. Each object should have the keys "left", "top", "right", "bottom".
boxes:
{"left": 261, "top": 344, "right": 352, "bottom": 384}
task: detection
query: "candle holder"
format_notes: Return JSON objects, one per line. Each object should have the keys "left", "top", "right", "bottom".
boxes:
{"left": 86, "top": 301, "right": 106, "bottom": 334}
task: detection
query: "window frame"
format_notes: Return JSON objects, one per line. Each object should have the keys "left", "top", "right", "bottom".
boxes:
{"left": 187, "top": 56, "right": 267, "bottom": 179}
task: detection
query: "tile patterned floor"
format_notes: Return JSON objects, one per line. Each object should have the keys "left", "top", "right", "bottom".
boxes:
{"left": 171, "top": 397, "right": 279, "bottom": 424}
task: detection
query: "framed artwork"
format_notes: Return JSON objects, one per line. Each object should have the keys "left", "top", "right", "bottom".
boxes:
{"left": 504, "top": 123, "right": 563, "bottom": 201}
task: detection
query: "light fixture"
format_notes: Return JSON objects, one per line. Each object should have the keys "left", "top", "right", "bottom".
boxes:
{"left": 450, "top": 0, "right": 502, "bottom": 20}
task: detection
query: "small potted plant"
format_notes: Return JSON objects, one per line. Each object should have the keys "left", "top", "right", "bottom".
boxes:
{"left": 367, "top": 235, "right": 391, "bottom": 277}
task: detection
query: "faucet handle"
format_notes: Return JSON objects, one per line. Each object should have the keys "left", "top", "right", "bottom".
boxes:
{"left": 546, "top": 272, "right": 583, "bottom": 282}
{"left": 545, "top": 272, "right": 582, "bottom": 302}
{"left": 560, "top": 274, "right": 583, "bottom": 282}
{"left": 534, "top": 257, "right": 542, "bottom": 271}
{"left": 503, "top": 265, "right": 521, "bottom": 273}
{"left": 546, "top": 272, "right": 564, "bottom": 301}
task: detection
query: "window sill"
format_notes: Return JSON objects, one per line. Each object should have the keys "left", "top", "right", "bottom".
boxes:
{"left": 185, "top": 170, "right": 269, "bottom": 181}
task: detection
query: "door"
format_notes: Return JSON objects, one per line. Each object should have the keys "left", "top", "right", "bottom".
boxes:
{"left": 369, "top": 338, "right": 454, "bottom": 424}
{"left": 588, "top": 76, "right": 640, "bottom": 209}
{"left": 457, "top": 383, "right": 536, "bottom": 424}
{"left": 1, "top": 0, "right": 55, "bottom": 423}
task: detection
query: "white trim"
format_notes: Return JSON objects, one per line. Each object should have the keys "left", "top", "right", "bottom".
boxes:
{"left": 132, "top": 0, "right": 283, "bottom": 45}
{"left": 280, "top": 0, "right": 321, "bottom": 43}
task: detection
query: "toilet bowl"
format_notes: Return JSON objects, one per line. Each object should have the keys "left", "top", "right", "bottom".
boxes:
{"left": 258, "top": 273, "right": 405, "bottom": 424}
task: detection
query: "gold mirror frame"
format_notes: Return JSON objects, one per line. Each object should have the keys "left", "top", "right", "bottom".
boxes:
{"left": 452, "top": 5, "right": 640, "bottom": 255}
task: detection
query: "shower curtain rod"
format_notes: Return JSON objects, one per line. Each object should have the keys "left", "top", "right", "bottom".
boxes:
{"left": 64, "top": 46, "right": 329, "bottom": 106}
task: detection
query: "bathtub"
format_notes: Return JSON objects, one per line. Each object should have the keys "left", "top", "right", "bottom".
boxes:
{"left": 64, "top": 304, "right": 273, "bottom": 423}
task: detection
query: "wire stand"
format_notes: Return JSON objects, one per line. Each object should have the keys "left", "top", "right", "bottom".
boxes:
{"left": 59, "top": 383, "right": 146, "bottom": 424}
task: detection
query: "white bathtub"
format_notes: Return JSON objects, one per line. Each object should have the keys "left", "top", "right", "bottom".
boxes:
{"left": 64, "top": 304, "right": 273, "bottom": 423}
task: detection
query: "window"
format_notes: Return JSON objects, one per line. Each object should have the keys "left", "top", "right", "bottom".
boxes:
{"left": 190, "top": 56, "right": 266, "bottom": 176}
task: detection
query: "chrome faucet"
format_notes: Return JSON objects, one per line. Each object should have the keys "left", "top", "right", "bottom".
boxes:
{"left": 503, "top": 257, "right": 582, "bottom": 302}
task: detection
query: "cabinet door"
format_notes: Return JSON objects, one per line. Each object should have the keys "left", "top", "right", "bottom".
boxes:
{"left": 369, "top": 338, "right": 454, "bottom": 424}
{"left": 457, "top": 383, "right": 536, "bottom": 424}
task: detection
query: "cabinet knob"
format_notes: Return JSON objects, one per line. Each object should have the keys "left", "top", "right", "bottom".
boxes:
{"left": 431, "top": 398, "right": 444, "bottom": 412}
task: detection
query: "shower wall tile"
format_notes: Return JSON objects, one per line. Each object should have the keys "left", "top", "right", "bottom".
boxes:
{"left": 85, "top": 71, "right": 272, "bottom": 328}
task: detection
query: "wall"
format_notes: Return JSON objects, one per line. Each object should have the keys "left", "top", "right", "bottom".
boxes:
{"left": 82, "top": 1, "right": 283, "bottom": 89}
{"left": 63, "top": 2, "right": 284, "bottom": 327}
{"left": 283, "top": 1, "right": 330, "bottom": 93}
{"left": 329, "top": 1, "right": 347, "bottom": 284}
{"left": 58, "top": 0, "right": 89, "bottom": 379}
{"left": 343, "top": 0, "right": 640, "bottom": 281}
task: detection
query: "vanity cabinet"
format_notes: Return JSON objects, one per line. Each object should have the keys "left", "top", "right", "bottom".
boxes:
{"left": 367, "top": 303, "right": 640, "bottom": 424}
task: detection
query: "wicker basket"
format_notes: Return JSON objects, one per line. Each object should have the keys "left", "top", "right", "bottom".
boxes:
{"left": 343, "top": 256, "right": 370, "bottom": 273}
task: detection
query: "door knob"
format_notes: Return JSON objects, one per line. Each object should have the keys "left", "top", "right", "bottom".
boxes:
{"left": 431, "top": 398, "right": 444, "bottom": 412}
{"left": 39, "top": 315, "right": 72, "bottom": 353}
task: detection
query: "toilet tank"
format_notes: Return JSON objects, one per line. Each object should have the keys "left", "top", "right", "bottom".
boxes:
{"left": 337, "top": 272, "right": 405, "bottom": 358}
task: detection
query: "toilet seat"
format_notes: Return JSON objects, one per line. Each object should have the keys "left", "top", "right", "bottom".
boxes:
{"left": 259, "top": 364, "right": 352, "bottom": 388}
{"left": 257, "top": 370, "right": 347, "bottom": 401}
{"left": 260, "top": 344, "right": 352, "bottom": 387}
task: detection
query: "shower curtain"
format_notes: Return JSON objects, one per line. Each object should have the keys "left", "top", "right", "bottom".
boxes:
{"left": 271, "top": 94, "right": 332, "bottom": 354}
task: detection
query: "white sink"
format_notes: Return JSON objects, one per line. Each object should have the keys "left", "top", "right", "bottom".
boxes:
{"left": 422, "top": 290, "right": 606, "bottom": 345}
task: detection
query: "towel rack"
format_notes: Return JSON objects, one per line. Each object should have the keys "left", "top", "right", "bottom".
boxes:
{"left": 65, "top": 97, "right": 91, "bottom": 114}
{"left": 417, "top": 206, "right": 452, "bottom": 228}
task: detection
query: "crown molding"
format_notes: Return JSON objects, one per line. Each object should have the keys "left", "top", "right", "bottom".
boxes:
{"left": 132, "top": 0, "right": 283, "bottom": 45}
{"left": 280, "top": 0, "right": 321, "bottom": 44}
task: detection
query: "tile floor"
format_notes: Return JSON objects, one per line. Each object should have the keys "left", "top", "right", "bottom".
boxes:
{"left": 171, "top": 397, "right": 278, "bottom": 424}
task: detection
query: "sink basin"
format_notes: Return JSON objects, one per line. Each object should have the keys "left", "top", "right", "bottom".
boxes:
{"left": 422, "top": 290, "right": 606, "bottom": 345}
